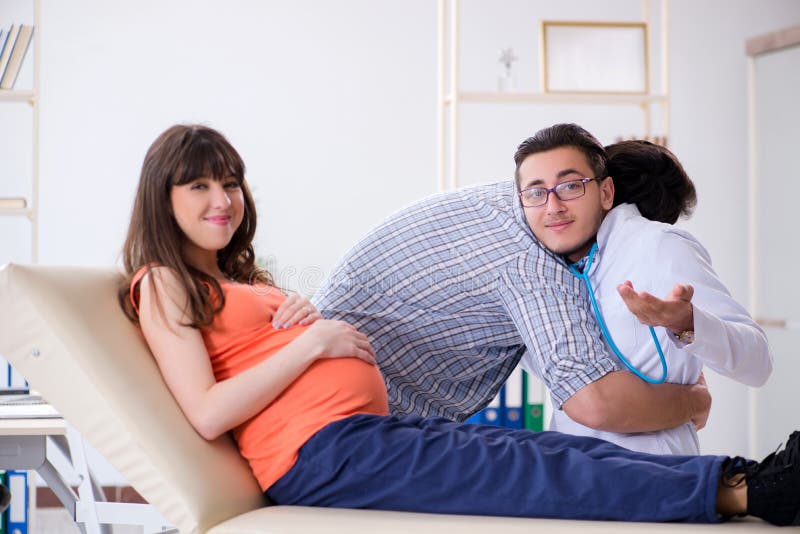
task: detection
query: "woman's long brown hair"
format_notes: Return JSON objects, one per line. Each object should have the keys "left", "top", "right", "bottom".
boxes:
{"left": 118, "top": 124, "right": 274, "bottom": 327}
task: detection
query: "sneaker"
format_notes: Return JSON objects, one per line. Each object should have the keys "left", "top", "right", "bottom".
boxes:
{"left": 722, "top": 431, "right": 800, "bottom": 526}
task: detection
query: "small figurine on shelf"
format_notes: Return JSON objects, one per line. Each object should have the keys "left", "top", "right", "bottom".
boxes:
{"left": 498, "top": 47, "right": 517, "bottom": 92}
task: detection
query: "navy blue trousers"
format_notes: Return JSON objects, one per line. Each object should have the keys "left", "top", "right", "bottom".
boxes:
{"left": 266, "top": 414, "right": 727, "bottom": 523}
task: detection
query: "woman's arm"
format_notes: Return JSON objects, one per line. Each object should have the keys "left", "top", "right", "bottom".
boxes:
{"left": 138, "top": 267, "right": 375, "bottom": 440}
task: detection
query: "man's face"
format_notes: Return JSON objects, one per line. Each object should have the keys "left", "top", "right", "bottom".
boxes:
{"left": 518, "top": 146, "right": 614, "bottom": 262}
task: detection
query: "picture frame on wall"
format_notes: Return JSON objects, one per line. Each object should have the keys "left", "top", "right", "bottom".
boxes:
{"left": 541, "top": 21, "right": 649, "bottom": 94}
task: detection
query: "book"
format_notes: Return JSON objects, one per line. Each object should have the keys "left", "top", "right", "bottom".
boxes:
{"left": 5, "top": 364, "right": 27, "bottom": 390}
{"left": 0, "top": 400, "right": 59, "bottom": 419}
{"left": 522, "top": 371, "right": 544, "bottom": 432}
{"left": 0, "top": 393, "right": 41, "bottom": 404}
{"left": 0, "top": 29, "right": 9, "bottom": 76}
{"left": 464, "top": 387, "right": 504, "bottom": 426}
{"left": 0, "top": 25, "right": 17, "bottom": 84}
{"left": 504, "top": 366, "right": 524, "bottom": 429}
{"left": 0, "top": 25, "right": 33, "bottom": 90}
{"left": 0, "top": 388, "right": 31, "bottom": 396}
{"left": 5, "top": 470, "right": 27, "bottom": 534}
{"left": 0, "top": 198, "right": 26, "bottom": 210}
{"left": 0, "top": 469, "right": 6, "bottom": 534}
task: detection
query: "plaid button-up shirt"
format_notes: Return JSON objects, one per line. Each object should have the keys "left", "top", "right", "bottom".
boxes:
{"left": 314, "top": 181, "right": 620, "bottom": 421}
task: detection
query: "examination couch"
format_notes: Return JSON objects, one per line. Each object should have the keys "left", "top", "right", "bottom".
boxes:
{"left": 0, "top": 264, "right": 779, "bottom": 533}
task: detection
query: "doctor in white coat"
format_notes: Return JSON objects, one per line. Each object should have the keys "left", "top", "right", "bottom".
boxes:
{"left": 515, "top": 125, "right": 772, "bottom": 455}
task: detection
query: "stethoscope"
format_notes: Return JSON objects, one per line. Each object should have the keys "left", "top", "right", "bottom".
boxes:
{"left": 568, "top": 242, "right": 668, "bottom": 384}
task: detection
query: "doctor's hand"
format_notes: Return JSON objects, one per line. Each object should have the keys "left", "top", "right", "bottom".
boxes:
{"left": 272, "top": 293, "right": 323, "bottom": 329}
{"left": 617, "top": 280, "right": 695, "bottom": 336}
{"left": 689, "top": 373, "right": 710, "bottom": 431}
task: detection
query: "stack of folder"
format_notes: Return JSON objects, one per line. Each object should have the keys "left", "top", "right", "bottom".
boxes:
{"left": 0, "top": 364, "right": 37, "bottom": 533}
{"left": 465, "top": 368, "right": 544, "bottom": 432}
{"left": 0, "top": 470, "right": 28, "bottom": 534}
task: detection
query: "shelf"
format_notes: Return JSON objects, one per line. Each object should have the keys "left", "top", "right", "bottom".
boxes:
{"left": 0, "top": 208, "right": 33, "bottom": 219}
{"left": 436, "top": 0, "right": 671, "bottom": 191}
{"left": 446, "top": 91, "right": 669, "bottom": 106}
{"left": 0, "top": 90, "right": 35, "bottom": 104}
{"left": 755, "top": 317, "right": 800, "bottom": 331}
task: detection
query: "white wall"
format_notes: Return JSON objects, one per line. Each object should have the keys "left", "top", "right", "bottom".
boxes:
{"left": 36, "top": 0, "right": 437, "bottom": 293}
{"left": 2, "top": 0, "right": 799, "bottom": 484}
{"left": 750, "top": 41, "right": 800, "bottom": 458}
{"left": 668, "top": 0, "right": 799, "bottom": 459}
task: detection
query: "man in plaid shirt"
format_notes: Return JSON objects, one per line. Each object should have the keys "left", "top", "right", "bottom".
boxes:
{"left": 314, "top": 180, "right": 710, "bottom": 431}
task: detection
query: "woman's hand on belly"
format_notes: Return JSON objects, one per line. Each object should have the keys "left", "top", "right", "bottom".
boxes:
{"left": 272, "top": 292, "right": 323, "bottom": 329}
{"left": 297, "top": 319, "right": 377, "bottom": 366}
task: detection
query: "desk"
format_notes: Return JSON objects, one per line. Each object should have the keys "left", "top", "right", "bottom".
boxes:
{"left": 0, "top": 418, "right": 67, "bottom": 437}
{"left": 0, "top": 417, "right": 110, "bottom": 534}
{"left": 0, "top": 417, "right": 90, "bottom": 534}
{"left": 0, "top": 418, "right": 65, "bottom": 534}
{"left": 0, "top": 417, "right": 172, "bottom": 534}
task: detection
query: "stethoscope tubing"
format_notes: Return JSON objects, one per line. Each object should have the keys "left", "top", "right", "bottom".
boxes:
{"left": 569, "top": 243, "right": 668, "bottom": 384}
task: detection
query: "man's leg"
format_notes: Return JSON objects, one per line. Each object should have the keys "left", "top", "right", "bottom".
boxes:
{"left": 267, "top": 414, "right": 724, "bottom": 523}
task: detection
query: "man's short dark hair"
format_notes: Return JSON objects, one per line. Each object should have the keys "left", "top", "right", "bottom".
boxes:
{"left": 514, "top": 123, "right": 608, "bottom": 189}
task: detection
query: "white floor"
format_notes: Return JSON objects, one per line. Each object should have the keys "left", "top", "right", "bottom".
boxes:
{"left": 34, "top": 507, "right": 142, "bottom": 534}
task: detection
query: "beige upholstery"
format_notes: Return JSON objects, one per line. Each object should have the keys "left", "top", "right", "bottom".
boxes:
{"left": 0, "top": 264, "right": 781, "bottom": 533}
{"left": 0, "top": 264, "right": 265, "bottom": 533}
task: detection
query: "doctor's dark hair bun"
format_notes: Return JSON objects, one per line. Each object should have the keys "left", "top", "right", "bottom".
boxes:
{"left": 606, "top": 140, "right": 697, "bottom": 225}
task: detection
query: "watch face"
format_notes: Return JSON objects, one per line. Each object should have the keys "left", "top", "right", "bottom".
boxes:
{"left": 680, "top": 330, "right": 695, "bottom": 344}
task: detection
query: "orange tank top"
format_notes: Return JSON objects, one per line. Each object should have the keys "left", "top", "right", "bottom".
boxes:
{"left": 130, "top": 267, "right": 389, "bottom": 490}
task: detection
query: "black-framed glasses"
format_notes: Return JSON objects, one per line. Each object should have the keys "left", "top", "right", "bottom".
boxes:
{"left": 518, "top": 177, "right": 603, "bottom": 208}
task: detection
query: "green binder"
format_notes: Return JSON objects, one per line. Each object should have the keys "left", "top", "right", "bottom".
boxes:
{"left": 521, "top": 371, "right": 544, "bottom": 432}
{"left": 0, "top": 469, "right": 6, "bottom": 534}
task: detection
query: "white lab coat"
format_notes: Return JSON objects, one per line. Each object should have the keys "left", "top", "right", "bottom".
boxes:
{"left": 549, "top": 203, "right": 772, "bottom": 454}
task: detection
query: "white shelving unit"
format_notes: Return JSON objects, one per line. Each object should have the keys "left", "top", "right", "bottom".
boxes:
{"left": 0, "top": 2, "right": 40, "bottom": 530}
{"left": 435, "top": 1, "right": 672, "bottom": 430}
{"left": 436, "top": 0, "right": 671, "bottom": 191}
{"left": 0, "top": 0, "right": 40, "bottom": 263}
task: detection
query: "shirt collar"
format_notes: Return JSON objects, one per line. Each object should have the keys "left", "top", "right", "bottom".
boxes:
{"left": 569, "top": 203, "right": 641, "bottom": 275}
{"left": 570, "top": 254, "right": 590, "bottom": 274}
{"left": 597, "top": 203, "right": 641, "bottom": 249}
{"left": 510, "top": 181, "right": 537, "bottom": 240}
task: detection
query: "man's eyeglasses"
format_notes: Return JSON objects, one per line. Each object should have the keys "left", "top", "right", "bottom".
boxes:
{"left": 517, "top": 177, "right": 604, "bottom": 208}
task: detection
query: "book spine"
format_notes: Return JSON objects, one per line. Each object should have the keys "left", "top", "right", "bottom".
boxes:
{"left": 522, "top": 371, "right": 544, "bottom": 432}
{"left": 0, "top": 25, "right": 18, "bottom": 84}
{"left": 0, "top": 25, "right": 34, "bottom": 90}
{"left": 5, "top": 470, "right": 28, "bottom": 534}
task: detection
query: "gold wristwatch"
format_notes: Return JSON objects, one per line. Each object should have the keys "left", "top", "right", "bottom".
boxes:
{"left": 675, "top": 329, "right": 695, "bottom": 344}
